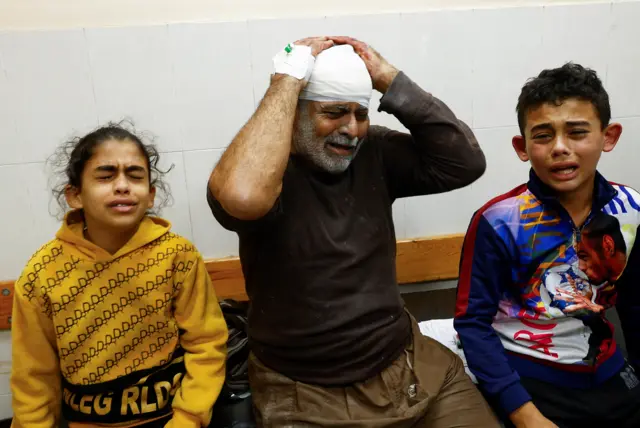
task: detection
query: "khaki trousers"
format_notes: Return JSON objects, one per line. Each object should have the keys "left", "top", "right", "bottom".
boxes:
{"left": 249, "top": 314, "right": 499, "bottom": 428}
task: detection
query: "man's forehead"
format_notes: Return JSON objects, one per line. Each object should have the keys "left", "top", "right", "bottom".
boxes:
{"left": 526, "top": 98, "right": 600, "bottom": 130}
{"left": 316, "top": 101, "right": 368, "bottom": 111}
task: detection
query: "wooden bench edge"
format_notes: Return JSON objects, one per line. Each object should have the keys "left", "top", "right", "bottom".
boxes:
{"left": 0, "top": 233, "right": 465, "bottom": 330}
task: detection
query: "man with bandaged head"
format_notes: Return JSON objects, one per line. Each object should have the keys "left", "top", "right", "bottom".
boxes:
{"left": 208, "top": 36, "right": 497, "bottom": 427}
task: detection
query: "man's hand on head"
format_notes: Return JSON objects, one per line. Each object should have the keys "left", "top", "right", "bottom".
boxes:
{"left": 328, "top": 36, "right": 399, "bottom": 93}
{"left": 272, "top": 37, "right": 334, "bottom": 89}
{"left": 294, "top": 36, "right": 335, "bottom": 57}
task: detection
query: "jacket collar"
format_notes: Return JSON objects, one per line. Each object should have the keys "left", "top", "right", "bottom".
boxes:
{"left": 527, "top": 168, "right": 618, "bottom": 214}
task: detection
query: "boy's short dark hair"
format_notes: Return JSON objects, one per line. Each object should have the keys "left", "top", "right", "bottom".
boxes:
{"left": 516, "top": 62, "right": 611, "bottom": 135}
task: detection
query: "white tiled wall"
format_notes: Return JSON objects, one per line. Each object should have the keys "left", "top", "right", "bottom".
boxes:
{"left": 0, "top": 1, "right": 639, "bottom": 419}
{"left": 0, "top": 0, "right": 620, "bottom": 31}
{"left": 0, "top": 29, "right": 99, "bottom": 165}
{"left": 2, "top": 0, "right": 639, "bottom": 277}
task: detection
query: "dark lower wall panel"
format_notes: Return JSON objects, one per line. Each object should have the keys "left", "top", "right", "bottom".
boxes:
{"left": 403, "top": 287, "right": 457, "bottom": 322}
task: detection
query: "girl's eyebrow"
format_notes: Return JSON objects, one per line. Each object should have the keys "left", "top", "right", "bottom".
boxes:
{"left": 94, "top": 165, "right": 147, "bottom": 173}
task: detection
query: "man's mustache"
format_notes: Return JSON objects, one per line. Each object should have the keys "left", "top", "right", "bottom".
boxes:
{"left": 325, "top": 135, "right": 359, "bottom": 147}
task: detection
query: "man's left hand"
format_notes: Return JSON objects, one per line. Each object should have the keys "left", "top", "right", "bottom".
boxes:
{"left": 329, "top": 36, "right": 399, "bottom": 93}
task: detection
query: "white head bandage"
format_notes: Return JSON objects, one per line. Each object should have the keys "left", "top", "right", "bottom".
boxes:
{"left": 299, "top": 45, "right": 373, "bottom": 108}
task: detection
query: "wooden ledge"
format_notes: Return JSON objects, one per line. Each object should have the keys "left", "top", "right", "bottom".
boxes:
{"left": 0, "top": 233, "right": 464, "bottom": 330}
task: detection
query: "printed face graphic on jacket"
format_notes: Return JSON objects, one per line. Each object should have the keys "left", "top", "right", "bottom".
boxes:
{"left": 577, "top": 212, "right": 628, "bottom": 286}
{"left": 540, "top": 212, "right": 628, "bottom": 317}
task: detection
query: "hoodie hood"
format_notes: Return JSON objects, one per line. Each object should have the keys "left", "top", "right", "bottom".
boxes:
{"left": 55, "top": 210, "right": 171, "bottom": 262}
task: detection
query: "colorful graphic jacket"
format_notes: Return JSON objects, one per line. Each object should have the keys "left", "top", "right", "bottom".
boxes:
{"left": 10, "top": 212, "right": 228, "bottom": 428}
{"left": 455, "top": 170, "right": 640, "bottom": 415}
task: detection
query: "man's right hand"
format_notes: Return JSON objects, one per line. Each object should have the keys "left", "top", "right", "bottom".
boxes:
{"left": 509, "top": 402, "right": 558, "bottom": 428}
{"left": 293, "top": 36, "right": 334, "bottom": 58}
{"left": 272, "top": 36, "right": 334, "bottom": 88}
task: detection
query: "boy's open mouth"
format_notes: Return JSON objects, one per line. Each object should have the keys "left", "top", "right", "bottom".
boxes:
{"left": 550, "top": 162, "right": 579, "bottom": 177}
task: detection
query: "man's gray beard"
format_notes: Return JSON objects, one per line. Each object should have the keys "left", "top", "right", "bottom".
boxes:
{"left": 292, "top": 113, "right": 362, "bottom": 175}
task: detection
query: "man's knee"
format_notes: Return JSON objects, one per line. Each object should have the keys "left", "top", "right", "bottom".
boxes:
{"left": 416, "top": 338, "right": 499, "bottom": 427}
{"left": 413, "top": 334, "right": 467, "bottom": 391}
{"left": 426, "top": 374, "right": 500, "bottom": 428}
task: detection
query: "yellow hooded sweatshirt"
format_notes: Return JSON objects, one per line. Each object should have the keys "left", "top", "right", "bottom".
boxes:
{"left": 10, "top": 211, "right": 228, "bottom": 428}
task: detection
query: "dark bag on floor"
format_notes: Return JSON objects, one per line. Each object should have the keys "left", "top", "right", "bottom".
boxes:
{"left": 210, "top": 299, "right": 255, "bottom": 428}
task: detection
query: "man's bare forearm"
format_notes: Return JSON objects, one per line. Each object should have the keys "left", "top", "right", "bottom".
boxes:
{"left": 209, "top": 74, "right": 303, "bottom": 220}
